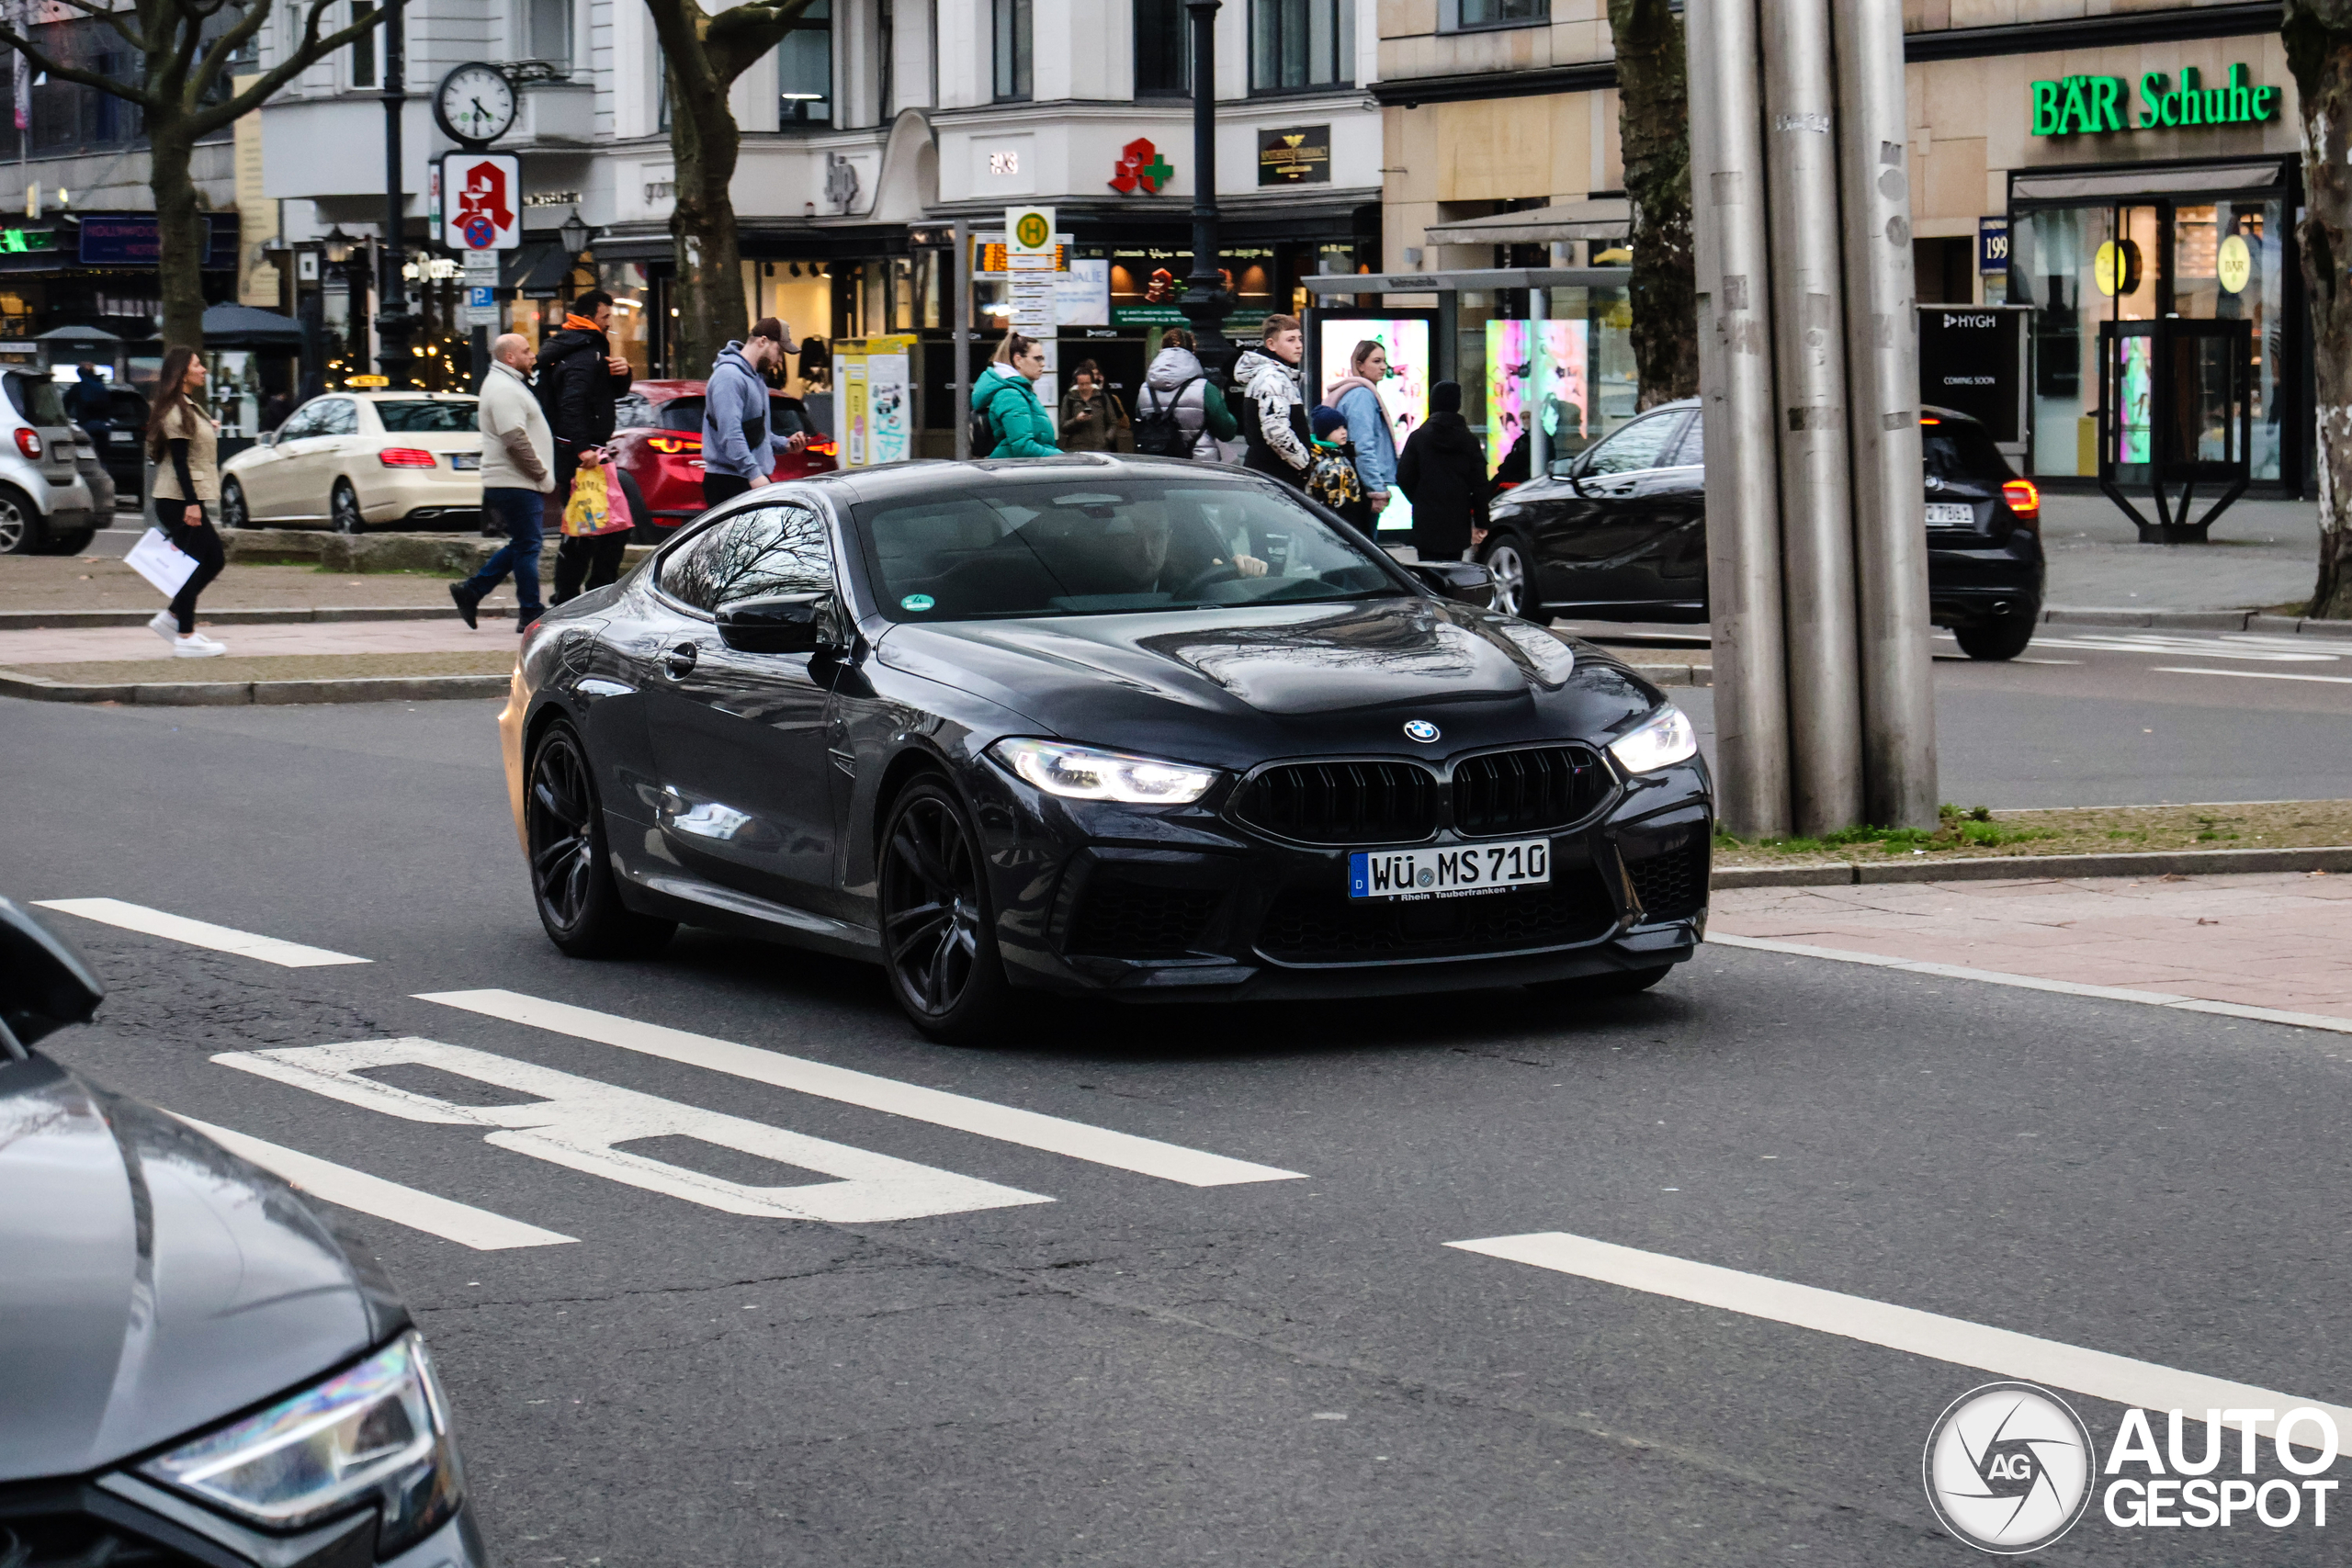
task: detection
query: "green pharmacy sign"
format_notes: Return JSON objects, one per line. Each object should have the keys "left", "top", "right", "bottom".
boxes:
{"left": 2030, "top": 63, "right": 2278, "bottom": 137}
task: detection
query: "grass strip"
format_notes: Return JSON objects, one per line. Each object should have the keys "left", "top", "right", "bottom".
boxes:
{"left": 1715, "top": 799, "right": 2352, "bottom": 866}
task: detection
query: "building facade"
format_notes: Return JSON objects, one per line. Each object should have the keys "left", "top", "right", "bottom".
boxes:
{"left": 1374, "top": 0, "right": 2308, "bottom": 492}
{"left": 254, "top": 0, "right": 1386, "bottom": 447}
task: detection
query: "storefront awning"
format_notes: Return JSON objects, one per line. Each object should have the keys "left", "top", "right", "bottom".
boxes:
{"left": 200, "top": 303, "right": 303, "bottom": 348}
{"left": 1420, "top": 199, "right": 1632, "bottom": 246}
{"left": 2011, "top": 161, "right": 2288, "bottom": 202}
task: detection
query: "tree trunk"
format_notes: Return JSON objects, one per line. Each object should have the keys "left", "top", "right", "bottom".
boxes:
{"left": 1611, "top": 0, "right": 1698, "bottom": 411}
{"left": 670, "top": 62, "right": 750, "bottom": 378}
{"left": 2287, "top": 2, "right": 2352, "bottom": 617}
{"left": 148, "top": 120, "right": 209, "bottom": 350}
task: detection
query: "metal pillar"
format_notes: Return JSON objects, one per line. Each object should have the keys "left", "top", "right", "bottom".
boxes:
{"left": 1688, "top": 0, "right": 1792, "bottom": 840}
{"left": 376, "top": 0, "right": 413, "bottom": 389}
{"left": 1759, "top": 0, "right": 1863, "bottom": 836}
{"left": 1177, "top": 0, "right": 1233, "bottom": 380}
{"left": 953, "top": 216, "right": 971, "bottom": 458}
{"left": 1835, "top": 0, "right": 1937, "bottom": 829}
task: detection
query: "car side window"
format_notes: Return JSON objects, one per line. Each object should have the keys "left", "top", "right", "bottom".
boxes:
{"left": 1579, "top": 412, "right": 1688, "bottom": 478}
{"left": 1668, "top": 415, "right": 1704, "bottom": 468}
{"left": 662, "top": 504, "right": 833, "bottom": 615}
{"left": 613, "top": 393, "right": 653, "bottom": 429}
{"left": 275, "top": 404, "right": 322, "bottom": 440}
{"left": 316, "top": 400, "right": 358, "bottom": 436}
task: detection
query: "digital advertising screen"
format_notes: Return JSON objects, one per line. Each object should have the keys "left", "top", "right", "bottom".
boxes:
{"left": 1484, "top": 319, "right": 1590, "bottom": 477}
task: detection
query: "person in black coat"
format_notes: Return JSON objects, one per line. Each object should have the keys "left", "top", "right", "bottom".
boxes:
{"left": 1394, "top": 379, "right": 1488, "bottom": 561}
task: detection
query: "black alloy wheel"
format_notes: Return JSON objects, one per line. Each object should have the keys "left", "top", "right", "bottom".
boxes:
{"left": 1482, "top": 532, "right": 1531, "bottom": 618}
{"left": 526, "top": 723, "right": 675, "bottom": 958}
{"left": 878, "top": 778, "right": 1012, "bottom": 1043}
{"left": 220, "top": 478, "right": 249, "bottom": 529}
{"left": 331, "top": 480, "right": 365, "bottom": 534}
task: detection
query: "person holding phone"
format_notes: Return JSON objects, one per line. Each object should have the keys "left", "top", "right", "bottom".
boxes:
{"left": 143, "top": 346, "right": 226, "bottom": 659}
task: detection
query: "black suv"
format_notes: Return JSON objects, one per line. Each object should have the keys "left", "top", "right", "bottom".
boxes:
{"left": 1477, "top": 400, "right": 2046, "bottom": 660}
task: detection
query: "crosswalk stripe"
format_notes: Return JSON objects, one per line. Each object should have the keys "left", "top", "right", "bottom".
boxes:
{"left": 172, "top": 1112, "right": 577, "bottom": 1249}
{"left": 2152, "top": 666, "right": 2352, "bottom": 686}
{"left": 415, "top": 988, "right": 1306, "bottom": 1188}
{"left": 1447, "top": 1231, "right": 2352, "bottom": 1448}
{"left": 37, "top": 898, "right": 368, "bottom": 967}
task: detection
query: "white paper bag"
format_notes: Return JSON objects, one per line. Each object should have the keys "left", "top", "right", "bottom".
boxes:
{"left": 124, "top": 526, "right": 198, "bottom": 597}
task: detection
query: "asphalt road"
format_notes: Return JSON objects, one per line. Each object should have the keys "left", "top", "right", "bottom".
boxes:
{"left": 5, "top": 693, "right": 2351, "bottom": 1564}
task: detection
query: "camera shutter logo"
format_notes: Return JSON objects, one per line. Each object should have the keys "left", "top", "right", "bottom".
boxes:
{"left": 1923, "top": 1382, "right": 2098, "bottom": 1554}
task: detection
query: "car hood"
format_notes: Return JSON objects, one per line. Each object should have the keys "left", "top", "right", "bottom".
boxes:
{"left": 874, "top": 596, "right": 1662, "bottom": 766}
{"left": 0, "top": 1055, "right": 406, "bottom": 1482}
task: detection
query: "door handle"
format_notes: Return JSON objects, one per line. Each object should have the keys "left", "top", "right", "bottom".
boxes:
{"left": 661, "top": 641, "right": 699, "bottom": 680}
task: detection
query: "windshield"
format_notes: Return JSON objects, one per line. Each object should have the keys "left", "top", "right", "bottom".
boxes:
{"left": 374, "top": 399, "right": 478, "bottom": 433}
{"left": 854, "top": 479, "right": 1407, "bottom": 623}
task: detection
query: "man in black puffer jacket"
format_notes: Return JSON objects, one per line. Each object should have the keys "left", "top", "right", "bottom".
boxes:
{"left": 534, "top": 290, "right": 635, "bottom": 604}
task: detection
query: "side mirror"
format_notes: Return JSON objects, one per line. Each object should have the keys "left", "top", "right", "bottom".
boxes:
{"left": 1408, "top": 559, "right": 1495, "bottom": 610}
{"left": 0, "top": 897, "right": 104, "bottom": 1059}
{"left": 717, "top": 592, "right": 845, "bottom": 655}
{"left": 257, "top": 430, "right": 277, "bottom": 447}
{"left": 1546, "top": 457, "right": 1577, "bottom": 479}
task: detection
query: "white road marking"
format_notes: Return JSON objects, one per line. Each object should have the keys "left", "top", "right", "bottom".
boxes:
{"left": 2152, "top": 666, "right": 2352, "bottom": 686}
{"left": 172, "top": 1112, "right": 576, "bottom": 1249}
{"left": 1708, "top": 932, "right": 2352, "bottom": 1037}
{"left": 35, "top": 898, "right": 368, "bottom": 967}
{"left": 2009, "top": 658, "right": 2081, "bottom": 665}
{"left": 1447, "top": 1231, "right": 2352, "bottom": 1449}
{"left": 214, "top": 1038, "right": 1052, "bottom": 1224}
{"left": 2022, "top": 636, "right": 2337, "bottom": 662}
{"left": 416, "top": 988, "right": 1306, "bottom": 1187}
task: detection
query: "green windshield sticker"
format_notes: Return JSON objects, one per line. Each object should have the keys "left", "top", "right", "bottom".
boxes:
{"left": 900, "top": 593, "right": 936, "bottom": 613}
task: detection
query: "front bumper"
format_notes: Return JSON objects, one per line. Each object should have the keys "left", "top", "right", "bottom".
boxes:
{"left": 0, "top": 1475, "right": 489, "bottom": 1568}
{"left": 971, "top": 755, "right": 1713, "bottom": 1001}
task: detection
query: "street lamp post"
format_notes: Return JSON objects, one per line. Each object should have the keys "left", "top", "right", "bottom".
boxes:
{"left": 1177, "top": 0, "right": 1233, "bottom": 383}
{"left": 376, "top": 0, "right": 416, "bottom": 389}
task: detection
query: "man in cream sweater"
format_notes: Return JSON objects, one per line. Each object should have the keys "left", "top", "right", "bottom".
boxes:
{"left": 452, "top": 333, "right": 556, "bottom": 632}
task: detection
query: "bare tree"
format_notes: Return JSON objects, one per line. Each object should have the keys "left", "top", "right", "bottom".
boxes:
{"left": 643, "top": 0, "right": 815, "bottom": 378}
{"left": 1609, "top": 0, "right": 1697, "bottom": 409}
{"left": 2286, "top": 0, "right": 2352, "bottom": 617}
{"left": 0, "top": 0, "right": 389, "bottom": 349}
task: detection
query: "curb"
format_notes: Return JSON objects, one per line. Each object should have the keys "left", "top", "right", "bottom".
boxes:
{"left": 1625, "top": 660, "right": 1712, "bottom": 688}
{"left": 0, "top": 605, "right": 476, "bottom": 631}
{"left": 1713, "top": 843, "right": 2352, "bottom": 889}
{"left": 2042, "top": 606, "right": 2352, "bottom": 637}
{"left": 0, "top": 670, "right": 512, "bottom": 706}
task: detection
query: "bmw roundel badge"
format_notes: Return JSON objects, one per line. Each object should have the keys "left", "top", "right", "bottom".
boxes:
{"left": 1403, "top": 719, "right": 1442, "bottom": 743}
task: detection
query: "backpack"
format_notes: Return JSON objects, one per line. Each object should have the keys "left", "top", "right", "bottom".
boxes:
{"left": 967, "top": 384, "right": 997, "bottom": 457}
{"left": 531, "top": 336, "right": 585, "bottom": 429}
{"left": 1134, "top": 377, "right": 1201, "bottom": 457}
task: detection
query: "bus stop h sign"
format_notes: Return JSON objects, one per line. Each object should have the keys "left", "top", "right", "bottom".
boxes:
{"left": 442, "top": 152, "right": 521, "bottom": 251}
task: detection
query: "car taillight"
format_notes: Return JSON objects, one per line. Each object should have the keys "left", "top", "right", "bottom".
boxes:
{"left": 647, "top": 434, "right": 701, "bottom": 455}
{"left": 2001, "top": 478, "right": 2039, "bottom": 521}
{"left": 803, "top": 437, "right": 837, "bottom": 457}
{"left": 379, "top": 447, "right": 438, "bottom": 468}
{"left": 15, "top": 428, "right": 40, "bottom": 459}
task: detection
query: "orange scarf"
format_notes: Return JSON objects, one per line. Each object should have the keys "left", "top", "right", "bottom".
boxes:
{"left": 562, "top": 312, "right": 600, "bottom": 333}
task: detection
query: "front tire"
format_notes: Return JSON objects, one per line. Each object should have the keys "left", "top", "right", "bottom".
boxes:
{"left": 1481, "top": 532, "right": 1533, "bottom": 618}
{"left": 220, "top": 477, "right": 250, "bottom": 530}
{"left": 526, "top": 722, "right": 676, "bottom": 959}
{"left": 1954, "top": 616, "right": 2035, "bottom": 661}
{"left": 877, "top": 778, "right": 1013, "bottom": 1043}
{"left": 42, "top": 528, "right": 96, "bottom": 556}
{"left": 331, "top": 479, "right": 365, "bottom": 534}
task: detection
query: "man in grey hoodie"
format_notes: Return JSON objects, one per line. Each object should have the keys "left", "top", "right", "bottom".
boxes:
{"left": 1234, "top": 313, "right": 1312, "bottom": 489}
{"left": 701, "top": 316, "right": 804, "bottom": 509}
{"left": 1136, "top": 329, "right": 1238, "bottom": 460}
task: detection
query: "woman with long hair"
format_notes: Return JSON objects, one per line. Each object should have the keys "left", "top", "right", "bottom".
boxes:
{"left": 971, "top": 332, "right": 1058, "bottom": 457}
{"left": 144, "top": 346, "right": 227, "bottom": 657}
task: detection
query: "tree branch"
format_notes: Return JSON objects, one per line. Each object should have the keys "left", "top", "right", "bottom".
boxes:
{"left": 0, "top": 23, "right": 157, "bottom": 107}
{"left": 181, "top": 0, "right": 386, "bottom": 139}
{"left": 703, "top": 0, "right": 813, "bottom": 82}
{"left": 37, "top": 0, "right": 158, "bottom": 55}
{"left": 191, "top": 0, "right": 278, "bottom": 100}
{"left": 642, "top": 0, "right": 724, "bottom": 99}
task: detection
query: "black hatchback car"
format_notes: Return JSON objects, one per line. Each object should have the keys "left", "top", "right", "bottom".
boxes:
{"left": 500, "top": 455, "right": 1713, "bottom": 1041}
{"left": 1478, "top": 400, "right": 2047, "bottom": 660}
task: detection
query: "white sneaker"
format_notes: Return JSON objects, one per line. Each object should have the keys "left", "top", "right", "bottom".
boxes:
{"left": 187, "top": 631, "right": 226, "bottom": 652}
{"left": 147, "top": 610, "right": 176, "bottom": 644}
{"left": 172, "top": 635, "right": 225, "bottom": 659}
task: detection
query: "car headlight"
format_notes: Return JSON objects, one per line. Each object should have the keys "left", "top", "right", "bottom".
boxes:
{"left": 991, "top": 738, "right": 1218, "bottom": 805}
{"left": 1607, "top": 704, "right": 1699, "bottom": 773}
{"left": 141, "top": 1332, "right": 463, "bottom": 1554}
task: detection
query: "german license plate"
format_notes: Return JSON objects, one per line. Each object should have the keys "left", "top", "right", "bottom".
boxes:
{"left": 449, "top": 453, "right": 481, "bottom": 469}
{"left": 1924, "top": 502, "right": 1974, "bottom": 525}
{"left": 1350, "top": 839, "right": 1551, "bottom": 901}
{"left": 109, "top": 430, "right": 134, "bottom": 443}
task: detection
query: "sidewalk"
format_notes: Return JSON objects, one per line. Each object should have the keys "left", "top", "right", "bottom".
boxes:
{"left": 0, "top": 553, "right": 519, "bottom": 615}
{"left": 2039, "top": 491, "right": 2317, "bottom": 614}
{"left": 1711, "top": 870, "right": 2352, "bottom": 1023}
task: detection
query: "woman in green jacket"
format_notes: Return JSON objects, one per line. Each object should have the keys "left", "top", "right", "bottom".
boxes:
{"left": 974, "top": 332, "right": 1060, "bottom": 457}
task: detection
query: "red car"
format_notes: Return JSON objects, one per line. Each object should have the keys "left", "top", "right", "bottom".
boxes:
{"left": 607, "top": 378, "right": 839, "bottom": 539}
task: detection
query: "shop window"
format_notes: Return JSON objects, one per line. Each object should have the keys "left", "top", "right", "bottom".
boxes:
{"left": 992, "top": 0, "right": 1033, "bottom": 104}
{"left": 1135, "top": 0, "right": 1189, "bottom": 97}
{"left": 1913, "top": 238, "right": 1975, "bottom": 305}
{"left": 1250, "top": 0, "right": 1354, "bottom": 95}
{"left": 526, "top": 0, "right": 571, "bottom": 68}
{"left": 350, "top": 1, "right": 377, "bottom": 89}
{"left": 1442, "top": 0, "right": 1546, "bottom": 28}
{"left": 776, "top": 0, "right": 831, "bottom": 126}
